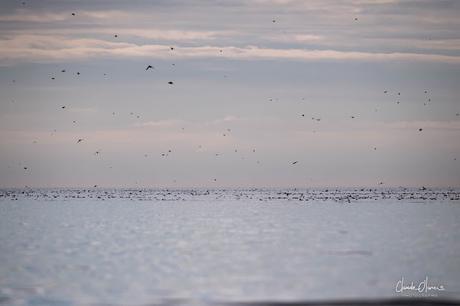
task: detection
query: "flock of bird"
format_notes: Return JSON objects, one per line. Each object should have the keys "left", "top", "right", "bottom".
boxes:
{"left": 1, "top": 187, "right": 459, "bottom": 202}
{"left": 4, "top": 6, "right": 460, "bottom": 188}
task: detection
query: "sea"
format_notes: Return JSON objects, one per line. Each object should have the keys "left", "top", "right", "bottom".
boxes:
{"left": 0, "top": 188, "right": 459, "bottom": 305}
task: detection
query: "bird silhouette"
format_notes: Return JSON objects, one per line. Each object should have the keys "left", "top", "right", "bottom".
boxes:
{"left": 168, "top": 81, "right": 174, "bottom": 85}
{"left": 292, "top": 161, "right": 298, "bottom": 165}
{"left": 77, "top": 139, "right": 83, "bottom": 143}
{"left": 146, "top": 65, "right": 154, "bottom": 70}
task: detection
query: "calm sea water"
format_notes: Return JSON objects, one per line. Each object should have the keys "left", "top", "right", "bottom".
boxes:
{"left": 0, "top": 188, "right": 459, "bottom": 305}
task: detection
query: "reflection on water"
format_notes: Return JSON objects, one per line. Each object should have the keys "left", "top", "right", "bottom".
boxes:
{"left": 0, "top": 189, "right": 459, "bottom": 305}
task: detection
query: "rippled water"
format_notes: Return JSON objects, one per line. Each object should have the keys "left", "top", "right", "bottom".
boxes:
{"left": 0, "top": 188, "right": 459, "bottom": 305}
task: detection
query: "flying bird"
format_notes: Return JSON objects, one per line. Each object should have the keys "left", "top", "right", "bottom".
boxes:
{"left": 71, "top": 13, "right": 75, "bottom": 16}
{"left": 146, "top": 65, "right": 154, "bottom": 70}
{"left": 292, "top": 161, "right": 298, "bottom": 165}
{"left": 61, "top": 106, "right": 66, "bottom": 109}
{"left": 418, "top": 128, "right": 423, "bottom": 132}
{"left": 168, "top": 81, "right": 174, "bottom": 85}
{"left": 77, "top": 139, "right": 83, "bottom": 143}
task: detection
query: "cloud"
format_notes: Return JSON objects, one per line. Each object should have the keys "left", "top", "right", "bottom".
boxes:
{"left": 134, "top": 116, "right": 243, "bottom": 129}
{"left": 134, "top": 119, "right": 185, "bottom": 128}
{"left": 5, "top": 28, "right": 225, "bottom": 41}
{"left": 381, "top": 120, "right": 460, "bottom": 131}
{"left": 0, "top": 10, "right": 131, "bottom": 23}
{"left": 2, "top": 34, "right": 460, "bottom": 65}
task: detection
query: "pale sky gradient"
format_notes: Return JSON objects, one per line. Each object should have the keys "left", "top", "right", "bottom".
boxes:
{"left": 1, "top": 0, "right": 459, "bottom": 188}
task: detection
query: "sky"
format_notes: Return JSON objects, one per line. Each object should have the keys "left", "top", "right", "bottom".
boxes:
{"left": 0, "top": 0, "right": 459, "bottom": 188}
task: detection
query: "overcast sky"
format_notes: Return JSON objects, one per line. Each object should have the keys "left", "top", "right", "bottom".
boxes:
{"left": 0, "top": 0, "right": 459, "bottom": 188}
